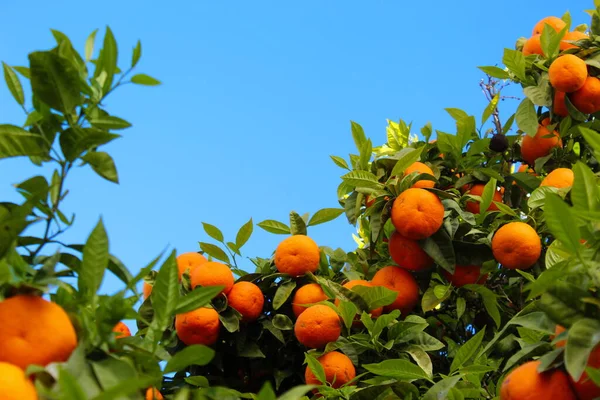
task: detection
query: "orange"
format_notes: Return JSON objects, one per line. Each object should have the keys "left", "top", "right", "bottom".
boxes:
{"left": 145, "top": 387, "right": 164, "bottom": 400}
{"left": 532, "top": 16, "right": 567, "bottom": 35}
{"left": 523, "top": 35, "right": 543, "bottom": 56}
{"left": 190, "top": 261, "right": 234, "bottom": 295}
{"left": 553, "top": 91, "right": 569, "bottom": 117}
{"left": 540, "top": 168, "right": 574, "bottom": 188}
{"left": 0, "top": 295, "right": 77, "bottom": 369}
{"left": 274, "top": 235, "right": 321, "bottom": 277}
{"left": 0, "top": 362, "right": 38, "bottom": 400}
{"left": 464, "top": 184, "right": 503, "bottom": 214}
{"left": 388, "top": 231, "right": 433, "bottom": 271}
{"left": 500, "top": 360, "right": 576, "bottom": 400}
{"left": 175, "top": 307, "right": 220, "bottom": 346}
{"left": 520, "top": 124, "right": 562, "bottom": 166}
{"left": 176, "top": 252, "right": 208, "bottom": 280}
{"left": 143, "top": 281, "right": 153, "bottom": 300}
{"left": 113, "top": 322, "right": 131, "bottom": 339}
{"left": 292, "top": 283, "right": 329, "bottom": 318}
{"left": 517, "top": 164, "right": 537, "bottom": 175}
{"left": 570, "top": 76, "right": 600, "bottom": 114}
{"left": 372, "top": 266, "right": 419, "bottom": 316}
{"left": 492, "top": 222, "right": 541, "bottom": 270}
{"left": 304, "top": 351, "right": 356, "bottom": 389}
{"left": 443, "top": 265, "right": 488, "bottom": 287}
{"left": 391, "top": 188, "right": 444, "bottom": 240}
{"left": 403, "top": 161, "right": 435, "bottom": 189}
{"left": 560, "top": 31, "right": 588, "bottom": 51}
{"left": 334, "top": 280, "right": 383, "bottom": 323}
{"left": 294, "top": 305, "right": 341, "bottom": 348}
{"left": 548, "top": 54, "right": 588, "bottom": 93}
{"left": 227, "top": 281, "right": 264, "bottom": 322}
{"left": 550, "top": 325, "right": 600, "bottom": 400}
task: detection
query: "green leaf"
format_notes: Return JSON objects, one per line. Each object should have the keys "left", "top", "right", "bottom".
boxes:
{"left": 565, "top": 318, "right": 600, "bottom": 381}
{"left": 306, "top": 354, "right": 326, "bottom": 385}
{"left": 544, "top": 194, "right": 580, "bottom": 254}
{"left": 151, "top": 251, "right": 179, "bottom": 332}
{"left": 81, "top": 152, "right": 119, "bottom": 183}
{"left": 277, "top": 385, "right": 318, "bottom": 400}
{"left": 363, "top": 359, "right": 431, "bottom": 382}
{"left": 511, "top": 172, "right": 540, "bottom": 193}
{"left": 256, "top": 382, "right": 276, "bottom": 400}
{"left": 58, "top": 368, "right": 88, "bottom": 400}
{"left": 540, "top": 24, "right": 566, "bottom": 59}
{"left": 446, "top": 108, "right": 469, "bottom": 121}
{"left": 523, "top": 76, "right": 551, "bottom": 107}
{"left": 358, "top": 138, "right": 372, "bottom": 170}
{"left": 464, "top": 285, "right": 500, "bottom": 327}
{"left": 13, "top": 66, "right": 30, "bottom": 79}
{"left": 131, "top": 40, "right": 142, "bottom": 68}
{"left": 202, "top": 222, "right": 224, "bottom": 242}
{"left": 198, "top": 242, "right": 230, "bottom": 263}
{"left": 421, "top": 229, "right": 455, "bottom": 273}
{"left": 371, "top": 310, "right": 401, "bottom": 339}
{"left": 273, "top": 281, "right": 296, "bottom": 310}
{"left": 307, "top": 208, "right": 344, "bottom": 226}
{"left": 78, "top": 219, "right": 109, "bottom": 298}
{"left": 389, "top": 146, "right": 425, "bottom": 178}
{"left": 272, "top": 314, "right": 293, "bottom": 330}
{"left": 175, "top": 286, "right": 224, "bottom": 314}
{"left": 59, "top": 127, "right": 120, "bottom": 162}
{"left": 0, "top": 124, "right": 49, "bottom": 159}
{"left": 503, "top": 113, "right": 516, "bottom": 134}
{"left": 479, "top": 178, "right": 497, "bottom": 214}
{"left": 235, "top": 218, "right": 253, "bottom": 249}
{"left": 579, "top": 127, "right": 600, "bottom": 158}
{"left": 289, "top": 211, "right": 307, "bottom": 236}
{"left": 330, "top": 155, "right": 350, "bottom": 170}
{"left": 99, "top": 27, "right": 118, "bottom": 93}
{"left": 456, "top": 297, "right": 466, "bottom": 319}
{"left": 29, "top": 51, "right": 81, "bottom": 113}
{"left": 502, "top": 48, "right": 526, "bottom": 81}
{"left": 89, "top": 116, "right": 132, "bottom": 130}
{"left": 494, "top": 201, "right": 518, "bottom": 216}
{"left": 3, "top": 62, "right": 24, "bottom": 105}
{"left": 481, "top": 93, "right": 499, "bottom": 125}
{"left": 516, "top": 98, "right": 538, "bottom": 137}
{"left": 338, "top": 300, "right": 358, "bottom": 330}
{"left": 257, "top": 219, "right": 290, "bottom": 235}
{"left": 85, "top": 29, "right": 98, "bottom": 61}
{"left": 353, "top": 285, "right": 397, "bottom": 309}
{"left": 450, "top": 327, "right": 486, "bottom": 373}
{"left": 478, "top": 66, "right": 510, "bottom": 79}
{"left": 164, "top": 345, "right": 215, "bottom": 373}
{"left": 131, "top": 73, "right": 161, "bottom": 86}
{"left": 571, "top": 161, "right": 599, "bottom": 211}
{"left": 351, "top": 121, "right": 367, "bottom": 153}
{"left": 421, "top": 287, "right": 449, "bottom": 312}
{"left": 341, "top": 170, "right": 384, "bottom": 191}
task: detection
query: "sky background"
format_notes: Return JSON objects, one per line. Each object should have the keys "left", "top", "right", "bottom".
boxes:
{"left": 0, "top": 0, "right": 590, "bottom": 303}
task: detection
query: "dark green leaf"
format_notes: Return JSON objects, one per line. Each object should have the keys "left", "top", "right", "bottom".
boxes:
{"left": 272, "top": 314, "right": 293, "bottom": 330}
{"left": 273, "top": 281, "right": 296, "bottom": 310}
{"left": 516, "top": 98, "right": 538, "bottom": 137}
{"left": 78, "top": 219, "right": 109, "bottom": 298}
{"left": 81, "top": 152, "right": 119, "bottom": 183}
{"left": 99, "top": 27, "right": 118, "bottom": 93}
{"left": 544, "top": 194, "right": 580, "bottom": 254}
{"left": 29, "top": 51, "right": 81, "bottom": 113}
{"left": 198, "top": 242, "right": 230, "bottom": 263}
{"left": 3, "top": 62, "right": 24, "bottom": 105}
{"left": 421, "top": 229, "right": 455, "bottom": 273}
{"left": 278, "top": 385, "right": 318, "bottom": 400}
{"left": 306, "top": 354, "right": 326, "bottom": 385}
{"left": 502, "top": 48, "right": 526, "bottom": 81}
{"left": 235, "top": 218, "right": 253, "bottom": 250}
{"left": 363, "top": 359, "right": 430, "bottom": 382}
{"left": 151, "top": 251, "right": 179, "bottom": 332}
{"left": 389, "top": 146, "right": 425, "bottom": 178}
{"left": 164, "top": 345, "right": 215, "bottom": 373}
{"left": 571, "top": 161, "right": 599, "bottom": 211}
{"left": 289, "top": 211, "right": 307, "bottom": 236}
{"left": 308, "top": 208, "right": 344, "bottom": 227}
{"left": 0, "top": 124, "right": 49, "bottom": 159}
{"left": 565, "top": 318, "right": 600, "bottom": 381}
{"left": 89, "top": 116, "right": 132, "bottom": 130}
{"left": 175, "top": 286, "right": 224, "bottom": 314}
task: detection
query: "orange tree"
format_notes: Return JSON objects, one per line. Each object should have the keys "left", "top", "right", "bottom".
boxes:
{"left": 1, "top": 5, "right": 599, "bottom": 400}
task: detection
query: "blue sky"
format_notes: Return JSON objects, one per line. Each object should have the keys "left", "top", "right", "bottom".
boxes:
{"left": 0, "top": 0, "right": 589, "bottom": 298}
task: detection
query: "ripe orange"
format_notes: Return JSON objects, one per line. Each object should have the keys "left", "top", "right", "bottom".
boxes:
{"left": 175, "top": 307, "right": 220, "bottom": 346}
{"left": 391, "top": 188, "right": 444, "bottom": 240}
{"left": 304, "top": 351, "right": 356, "bottom": 389}
{"left": 560, "top": 31, "right": 588, "bottom": 51}
{"left": 176, "top": 252, "right": 208, "bottom": 280}
{"left": 492, "top": 222, "right": 541, "bottom": 270}
{"left": 0, "top": 362, "right": 38, "bottom": 400}
{"left": 292, "top": 283, "right": 329, "bottom": 318}
{"left": 143, "top": 281, "right": 153, "bottom": 300}
{"left": 553, "top": 91, "right": 569, "bottom": 117}
{"left": 500, "top": 360, "right": 576, "bottom": 400}
{"left": 113, "top": 322, "right": 131, "bottom": 339}
{"left": 570, "top": 76, "right": 600, "bottom": 114}
{"left": 274, "top": 235, "right": 321, "bottom": 277}
{"left": 190, "top": 261, "right": 234, "bottom": 295}
{"left": 0, "top": 295, "right": 77, "bottom": 369}
{"left": 145, "top": 387, "right": 164, "bottom": 400}
{"left": 550, "top": 325, "right": 600, "bottom": 400}
{"left": 388, "top": 231, "right": 433, "bottom": 271}
{"left": 372, "top": 266, "right": 419, "bottom": 316}
{"left": 294, "top": 305, "right": 341, "bottom": 349}
{"left": 403, "top": 161, "right": 435, "bottom": 189}
{"left": 464, "top": 184, "right": 502, "bottom": 214}
{"left": 520, "top": 124, "right": 562, "bottom": 166}
{"left": 548, "top": 54, "right": 588, "bottom": 93}
{"left": 522, "top": 35, "right": 543, "bottom": 56}
{"left": 540, "top": 168, "right": 574, "bottom": 188}
{"left": 532, "top": 16, "right": 567, "bottom": 35}
{"left": 227, "top": 281, "right": 264, "bottom": 322}
{"left": 443, "top": 265, "right": 488, "bottom": 287}
{"left": 334, "top": 280, "right": 383, "bottom": 323}
{"left": 517, "top": 164, "right": 537, "bottom": 175}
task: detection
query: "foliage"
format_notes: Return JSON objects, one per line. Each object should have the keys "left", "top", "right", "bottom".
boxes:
{"left": 1, "top": 6, "right": 600, "bottom": 400}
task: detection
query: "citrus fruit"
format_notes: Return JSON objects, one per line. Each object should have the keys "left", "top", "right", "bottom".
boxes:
{"left": 548, "top": 54, "right": 587, "bottom": 93}
{"left": 570, "top": 76, "right": 600, "bottom": 114}
{"left": 274, "top": 235, "right": 321, "bottom": 277}
{"left": 372, "top": 266, "right": 419, "bottom": 316}
{"left": 304, "top": 351, "right": 356, "bottom": 388}
{"left": 404, "top": 161, "right": 435, "bottom": 189}
{"left": 443, "top": 265, "right": 488, "bottom": 287}
{"left": 532, "top": 16, "right": 567, "bottom": 35}
{"left": 0, "top": 362, "right": 38, "bottom": 400}
{"left": 294, "top": 305, "right": 341, "bottom": 348}
{"left": 540, "top": 168, "right": 574, "bottom": 188}
{"left": 176, "top": 252, "right": 208, "bottom": 280}
{"left": 190, "top": 261, "right": 234, "bottom": 295}
{"left": 500, "top": 360, "right": 576, "bottom": 400}
{"left": 292, "top": 283, "right": 329, "bottom": 318}
{"left": 113, "top": 322, "right": 131, "bottom": 339}
{"left": 227, "top": 281, "right": 264, "bottom": 322}
{"left": 388, "top": 231, "right": 433, "bottom": 271}
{"left": 521, "top": 124, "right": 562, "bottom": 166}
{"left": 391, "top": 188, "right": 444, "bottom": 240}
{"left": 175, "top": 307, "right": 220, "bottom": 346}
{"left": 492, "top": 222, "right": 541, "bottom": 270}
{"left": 465, "top": 184, "right": 503, "bottom": 214}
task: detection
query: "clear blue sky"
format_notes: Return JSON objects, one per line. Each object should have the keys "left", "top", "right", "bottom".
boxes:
{"left": 0, "top": 0, "right": 589, "bottom": 296}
